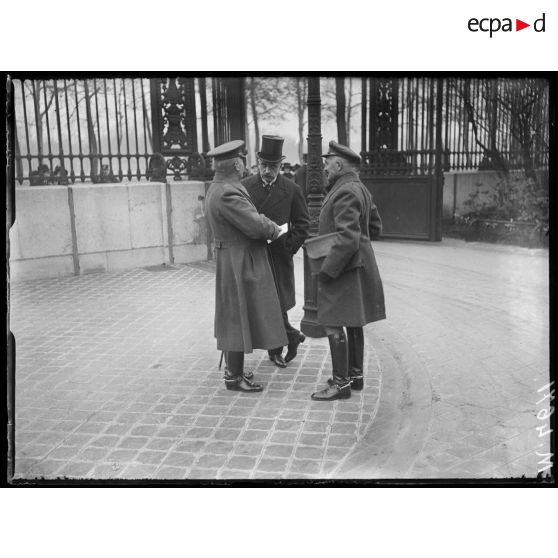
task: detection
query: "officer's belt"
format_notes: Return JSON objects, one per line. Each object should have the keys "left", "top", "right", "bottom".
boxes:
{"left": 214, "top": 239, "right": 252, "bottom": 249}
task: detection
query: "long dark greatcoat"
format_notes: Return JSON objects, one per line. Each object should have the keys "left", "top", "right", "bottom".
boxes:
{"left": 242, "top": 173, "right": 310, "bottom": 312}
{"left": 316, "top": 169, "right": 386, "bottom": 327}
{"left": 205, "top": 174, "right": 288, "bottom": 353}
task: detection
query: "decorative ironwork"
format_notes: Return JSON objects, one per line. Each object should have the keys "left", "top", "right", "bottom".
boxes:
{"left": 301, "top": 77, "right": 326, "bottom": 338}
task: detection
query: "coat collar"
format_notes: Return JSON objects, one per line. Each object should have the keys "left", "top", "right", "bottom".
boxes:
{"left": 322, "top": 170, "right": 359, "bottom": 206}
{"left": 214, "top": 174, "right": 257, "bottom": 209}
{"left": 245, "top": 173, "right": 289, "bottom": 212}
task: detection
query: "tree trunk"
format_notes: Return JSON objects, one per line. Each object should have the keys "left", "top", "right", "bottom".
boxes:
{"left": 346, "top": 78, "right": 353, "bottom": 147}
{"left": 84, "top": 80, "right": 99, "bottom": 177}
{"left": 335, "top": 77, "right": 347, "bottom": 145}
{"left": 249, "top": 77, "right": 260, "bottom": 158}
{"left": 296, "top": 78, "right": 306, "bottom": 163}
{"left": 33, "top": 82, "right": 43, "bottom": 163}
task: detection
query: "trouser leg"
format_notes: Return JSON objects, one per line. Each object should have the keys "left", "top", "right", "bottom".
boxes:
{"left": 346, "top": 326, "right": 364, "bottom": 390}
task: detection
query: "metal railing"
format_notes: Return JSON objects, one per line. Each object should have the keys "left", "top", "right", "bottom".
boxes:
{"left": 13, "top": 78, "right": 153, "bottom": 185}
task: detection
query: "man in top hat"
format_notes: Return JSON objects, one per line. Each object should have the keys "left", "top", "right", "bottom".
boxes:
{"left": 205, "top": 139, "right": 289, "bottom": 392}
{"left": 308, "top": 140, "right": 385, "bottom": 401}
{"left": 242, "top": 135, "right": 310, "bottom": 368}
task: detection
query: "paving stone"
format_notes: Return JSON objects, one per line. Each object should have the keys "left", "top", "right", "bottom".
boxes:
{"left": 218, "top": 469, "right": 251, "bottom": 479}
{"left": 240, "top": 429, "right": 269, "bottom": 443}
{"left": 129, "top": 424, "right": 160, "bottom": 437}
{"left": 227, "top": 455, "right": 258, "bottom": 470}
{"left": 173, "top": 440, "right": 205, "bottom": 453}
{"left": 163, "top": 452, "right": 197, "bottom": 468}
{"left": 214, "top": 429, "right": 243, "bottom": 441}
{"left": 302, "top": 421, "right": 329, "bottom": 433}
{"left": 256, "top": 458, "right": 290, "bottom": 473}
{"left": 59, "top": 461, "right": 96, "bottom": 478}
{"left": 103, "top": 424, "right": 132, "bottom": 436}
{"left": 195, "top": 453, "right": 229, "bottom": 469}
{"left": 120, "top": 464, "right": 160, "bottom": 479}
{"left": 289, "top": 459, "right": 323, "bottom": 475}
{"left": 27, "top": 460, "right": 66, "bottom": 478}
{"left": 269, "top": 431, "right": 298, "bottom": 445}
{"left": 247, "top": 418, "right": 276, "bottom": 431}
{"left": 77, "top": 446, "right": 112, "bottom": 461}
{"left": 275, "top": 420, "right": 302, "bottom": 432}
{"left": 194, "top": 415, "right": 222, "bottom": 428}
{"left": 294, "top": 446, "right": 325, "bottom": 460}
{"left": 298, "top": 432, "right": 328, "bottom": 447}
{"left": 135, "top": 450, "right": 168, "bottom": 465}
{"left": 263, "top": 444, "right": 294, "bottom": 459}
{"left": 203, "top": 441, "right": 234, "bottom": 455}
{"left": 107, "top": 449, "right": 140, "bottom": 462}
{"left": 155, "top": 466, "right": 186, "bottom": 479}
{"left": 146, "top": 438, "right": 176, "bottom": 451}
{"left": 184, "top": 427, "right": 214, "bottom": 440}
{"left": 186, "top": 468, "right": 219, "bottom": 480}
{"left": 117, "top": 436, "right": 149, "bottom": 450}
{"left": 233, "top": 443, "right": 265, "bottom": 457}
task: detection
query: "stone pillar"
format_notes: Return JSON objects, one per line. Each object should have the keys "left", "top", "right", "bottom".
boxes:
{"left": 300, "top": 77, "right": 326, "bottom": 338}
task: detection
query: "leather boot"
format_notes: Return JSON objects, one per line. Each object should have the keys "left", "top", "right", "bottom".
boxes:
{"left": 311, "top": 332, "right": 351, "bottom": 401}
{"left": 347, "top": 326, "right": 364, "bottom": 390}
{"left": 224, "top": 351, "right": 263, "bottom": 393}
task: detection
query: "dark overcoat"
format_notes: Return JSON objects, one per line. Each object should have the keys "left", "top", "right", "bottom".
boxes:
{"left": 242, "top": 173, "right": 310, "bottom": 312}
{"left": 205, "top": 174, "right": 288, "bottom": 353}
{"left": 316, "top": 170, "right": 386, "bottom": 327}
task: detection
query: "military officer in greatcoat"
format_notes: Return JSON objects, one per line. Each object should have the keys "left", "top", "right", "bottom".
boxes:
{"left": 242, "top": 135, "right": 310, "bottom": 368}
{"left": 205, "top": 140, "right": 289, "bottom": 392}
{"left": 308, "top": 141, "right": 386, "bottom": 401}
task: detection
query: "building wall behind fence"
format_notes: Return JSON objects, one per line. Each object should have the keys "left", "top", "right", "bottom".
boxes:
{"left": 9, "top": 181, "right": 208, "bottom": 281}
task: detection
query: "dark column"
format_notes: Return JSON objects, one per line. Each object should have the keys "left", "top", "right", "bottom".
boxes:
{"left": 226, "top": 77, "right": 246, "bottom": 142}
{"left": 199, "top": 77, "right": 210, "bottom": 153}
{"left": 434, "top": 78, "right": 444, "bottom": 241}
{"left": 300, "top": 77, "right": 326, "bottom": 338}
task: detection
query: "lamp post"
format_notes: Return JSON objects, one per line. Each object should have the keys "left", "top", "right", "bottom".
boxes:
{"left": 300, "top": 77, "right": 326, "bottom": 338}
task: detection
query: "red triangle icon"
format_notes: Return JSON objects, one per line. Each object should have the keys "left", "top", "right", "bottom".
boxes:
{"left": 516, "top": 19, "right": 530, "bottom": 31}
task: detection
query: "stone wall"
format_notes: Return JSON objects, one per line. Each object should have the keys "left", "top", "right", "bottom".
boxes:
{"left": 9, "top": 181, "right": 208, "bottom": 281}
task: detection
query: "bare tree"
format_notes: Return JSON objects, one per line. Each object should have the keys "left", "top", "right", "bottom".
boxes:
{"left": 335, "top": 77, "right": 347, "bottom": 145}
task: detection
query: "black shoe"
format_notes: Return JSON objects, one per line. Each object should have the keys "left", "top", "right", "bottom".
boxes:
{"left": 285, "top": 332, "right": 305, "bottom": 363}
{"left": 225, "top": 374, "right": 263, "bottom": 393}
{"left": 269, "top": 354, "right": 287, "bottom": 368}
{"left": 311, "top": 378, "right": 351, "bottom": 401}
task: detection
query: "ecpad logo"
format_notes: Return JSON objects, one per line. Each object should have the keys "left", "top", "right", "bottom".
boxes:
{"left": 468, "top": 13, "right": 546, "bottom": 37}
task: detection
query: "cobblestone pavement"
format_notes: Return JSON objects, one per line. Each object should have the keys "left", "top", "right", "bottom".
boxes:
{"left": 9, "top": 239, "right": 550, "bottom": 481}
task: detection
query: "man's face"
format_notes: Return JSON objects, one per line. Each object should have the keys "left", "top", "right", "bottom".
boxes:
{"left": 323, "top": 156, "right": 342, "bottom": 185}
{"left": 235, "top": 156, "right": 246, "bottom": 178}
{"left": 257, "top": 158, "right": 281, "bottom": 183}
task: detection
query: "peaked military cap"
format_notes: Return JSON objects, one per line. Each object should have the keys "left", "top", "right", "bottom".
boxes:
{"left": 207, "top": 140, "right": 246, "bottom": 160}
{"left": 322, "top": 141, "right": 361, "bottom": 164}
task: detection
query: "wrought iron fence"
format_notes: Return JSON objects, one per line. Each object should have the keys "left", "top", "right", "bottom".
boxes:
{"left": 13, "top": 78, "right": 155, "bottom": 185}
{"left": 360, "top": 77, "right": 549, "bottom": 176}
{"left": 12, "top": 76, "right": 550, "bottom": 186}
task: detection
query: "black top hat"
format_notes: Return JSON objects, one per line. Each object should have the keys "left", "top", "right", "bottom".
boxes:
{"left": 257, "top": 135, "right": 286, "bottom": 163}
